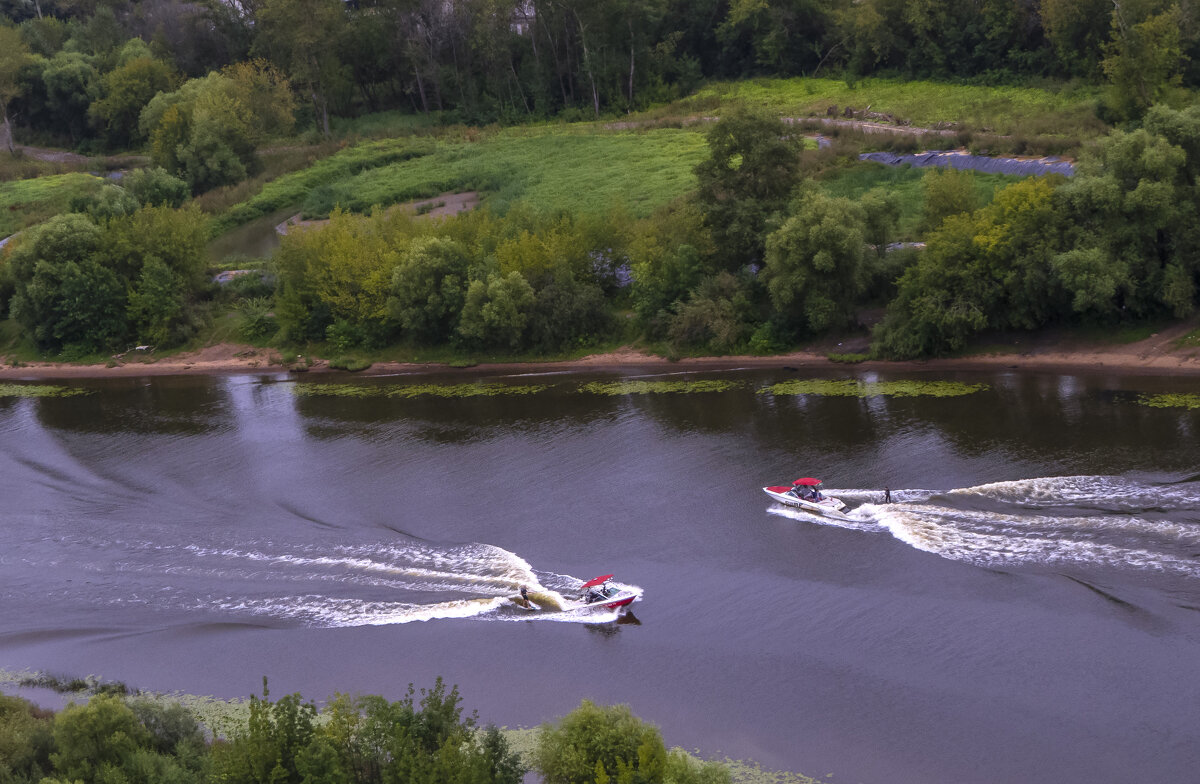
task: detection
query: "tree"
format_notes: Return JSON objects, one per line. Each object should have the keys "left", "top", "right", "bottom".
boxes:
{"left": 1040, "top": 0, "right": 1112, "bottom": 77}
{"left": 534, "top": 700, "right": 725, "bottom": 784}
{"left": 873, "top": 177, "right": 1067, "bottom": 358}
{"left": 457, "top": 270, "right": 536, "bottom": 350}
{"left": 0, "top": 694, "right": 55, "bottom": 783}
{"left": 211, "top": 680, "right": 324, "bottom": 784}
{"left": 41, "top": 51, "right": 99, "bottom": 144}
{"left": 920, "top": 167, "right": 978, "bottom": 234}
{"left": 1052, "top": 119, "right": 1196, "bottom": 319}
{"left": 0, "top": 25, "right": 34, "bottom": 154}
{"left": 125, "top": 166, "right": 190, "bottom": 208}
{"left": 628, "top": 202, "right": 714, "bottom": 330}
{"left": 256, "top": 0, "right": 348, "bottom": 137}
{"left": 5, "top": 213, "right": 129, "bottom": 354}
{"left": 667, "top": 271, "right": 758, "bottom": 353}
{"left": 388, "top": 236, "right": 474, "bottom": 343}
{"left": 694, "top": 106, "right": 801, "bottom": 269}
{"left": 764, "top": 188, "right": 870, "bottom": 335}
{"left": 49, "top": 695, "right": 148, "bottom": 783}
{"left": 140, "top": 62, "right": 294, "bottom": 191}
{"left": 1102, "top": 1, "right": 1187, "bottom": 119}
{"left": 89, "top": 54, "right": 177, "bottom": 148}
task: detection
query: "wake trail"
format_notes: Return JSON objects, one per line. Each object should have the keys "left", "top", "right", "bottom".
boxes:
{"left": 769, "top": 475, "right": 1200, "bottom": 577}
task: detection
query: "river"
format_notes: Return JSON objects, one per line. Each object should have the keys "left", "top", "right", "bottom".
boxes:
{"left": 1, "top": 367, "right": 1199, "bottom": 784}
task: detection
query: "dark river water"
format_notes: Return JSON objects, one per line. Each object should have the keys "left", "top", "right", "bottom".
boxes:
{"left": 2, "top": 367, "right": 1200, "bottom": 784}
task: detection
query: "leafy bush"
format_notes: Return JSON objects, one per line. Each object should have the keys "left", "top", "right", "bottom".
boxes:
{"left": 533, "top": 700, "right": 729, "bottom": 784}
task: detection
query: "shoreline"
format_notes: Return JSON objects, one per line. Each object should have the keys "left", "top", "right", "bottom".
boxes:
{"left": 1, "top": 335, "right": 1199, "bottom": 380}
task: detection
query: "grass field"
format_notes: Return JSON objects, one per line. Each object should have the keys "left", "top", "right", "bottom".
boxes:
{"left": 686, "top": 77, "right": 1108, "bottom": 139}
{"left": 213, "top": 126, "right": 709, "bottom": 233}
{"left": 0, "top": 172, "right": 107, "bottom": 237}
{"left": 209, "top": 137, "right": 438, "bottom": 235}
{"left": 306, "top": 126, "right": 708, "bottom": 218}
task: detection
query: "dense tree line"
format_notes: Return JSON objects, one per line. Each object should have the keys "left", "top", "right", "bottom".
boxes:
{"left": 3, "top": 0, "right": 1200, "bottom": 157}
{"left": 0, "top": 683, "right": 729, "bottom": 784}
{"left": 5, "top": 102, "right": 1200, "bottom": 360}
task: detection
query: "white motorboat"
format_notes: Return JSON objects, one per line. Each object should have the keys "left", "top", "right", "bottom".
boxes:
{"left": 763, "top": 477, "right": 849, "bottom": 517}
{"left": 567, "top": 574, "right": 639, "bottom": 610}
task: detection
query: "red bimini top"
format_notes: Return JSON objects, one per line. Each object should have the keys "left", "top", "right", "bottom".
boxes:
{"left": 581, "top": 574, "right": 614, "bottom": 588}
{"left": 792, "top": 478, "right": 822, "bottom": 486}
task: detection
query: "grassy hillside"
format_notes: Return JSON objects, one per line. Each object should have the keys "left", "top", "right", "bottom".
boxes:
{"left": 0, "top": 173, "right": 107, "bottom": 238}
{"left": 685, "top": 77, "right": 1107, "bottom": 138}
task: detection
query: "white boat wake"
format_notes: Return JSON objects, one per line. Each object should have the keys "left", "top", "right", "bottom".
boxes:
{"left": 768, "top": 475, "right": 1200, "bottom": 577}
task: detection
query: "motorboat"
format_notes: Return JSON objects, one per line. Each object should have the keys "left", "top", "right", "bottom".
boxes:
{"left": 570, "top": 574, "right": 639, "bottom": 610}
{"left": 763, "top": 477, "right": 849, "bottom": 517}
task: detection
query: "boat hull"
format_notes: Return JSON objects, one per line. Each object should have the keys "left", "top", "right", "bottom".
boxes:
{"left": 571, "top": 589, "right": 639, "bottom": 611}
{"left": 763, "top": 486, "right": 849, "bottom": 517}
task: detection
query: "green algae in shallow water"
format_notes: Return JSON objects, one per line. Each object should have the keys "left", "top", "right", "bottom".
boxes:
{"left": 294, "top": 383, "right": 548, "bottom": 399}
{"left": 580, "top": 380, "right": 741, "bottom": 395}
{"left": 0, "top": 383, "right": 90, "bottom": 398}
{"left": 1137, "top": 393, "right": 1200, "bottom": 410}
{"left": 761, "top": 379, "right": 988, "bottom": 398}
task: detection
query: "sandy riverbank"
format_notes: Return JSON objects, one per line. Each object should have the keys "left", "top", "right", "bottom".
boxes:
{"left": 1, "top": 323, "right": 1199, "bottom": 380}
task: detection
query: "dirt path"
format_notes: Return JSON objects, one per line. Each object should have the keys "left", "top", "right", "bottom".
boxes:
{"left": 2, "top": 323, "right": 1198, "bottom": 380}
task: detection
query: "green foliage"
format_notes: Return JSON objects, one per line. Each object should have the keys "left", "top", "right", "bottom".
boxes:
{"left": 761, "top": 379, "right": 988, "bottom": 397}
{"left": 629, "top": 202, "right": 715, "bottom": 332}
{"left": 72, "top": 183, "right": 140, "bottom": 222}
{"left": 141, "top": 62, "right": 295, "bottom": 193}
{"left": 294, "top": 383, "right": 548, "bottom": 399}
{"left": 212, "top": 680, "right": 320, "bottom": 784}
{"left": 124, "top": 168, "right": 190, "bottom": 209}
{"left": 1137, "top": 392, "right": 1200, "bottom": 409}
{"left": 127, "top": 257, "right": 186, "bottom": 346}
{"left": 1053, "top": 110, "right": 1200, "bottom": 321}
{"left": 694, "top": 107, "right": 801, "bottom": 268}
{"left": 237, "top": 297, "right": 277, "bottom": 342}
{"left": 0, "top": 26, "right": 34, "bottom": 151}
{"left": 690, "top": 78, "right": 1107, "bottom": 139}
{"left": 874, "top": 177, "right": 1067, "bottom": 358}
{"left": 1102, "top": 3, "right": 1186, "bottom": 120}
{"left": 667, "top": 271, "right": 760, "bottom": 353}
{"left": 0, "top": 383, "right": 90, "bottom": 397}
{"left": 920, "top": 168, "right": 979, "bottom": 234}
{"left": 5, "top": 205, "right": 212, "bottom": 353}
{"left": 0, "top": 694, "right": 54, "bottom": 784}
{"left": 0, "top": 173, "right": 107, "bottom": 238}
{"left": 328, "top": 356, "right": 372, "bottom": 372}
{"left": 89, "top": 56, "right": 177, "bottom": 148}
{"left": 273, "top": 209, "right": 405, "bottom": 346}
{"left": 527, "top": 275, "right": 615, "bottom": 353}
{"left": 40, "top": 51, "right": 100, "bottom": 143}
{"left": 211, "top": 138, "right": 436, "bottom": 235}
{"left": 49, "top": 693, "right": 202, "bottom": 784}
{"left": 815, "top": 163, "right": 1021, "bottom": 241}
{"left": 533, "top": 700, "right": 724, "bottom": 784}
{"left": 298, "top": 128, "right": 708, "bottom": 222}
{"left": 387, "top": 236, "right": 472, "bottom": 344}
{"left": 457, "top": 271, "right": 536, "bottom": 350}
{"left": 581, "top": 380, "right": 740, "bottom": 395}
{"left": 827, "top": 352, "right": 869, "bottom": 363}
{"left": 7, "top": 214, "right": 127, "bottom": 353}
{"left": 764, "top": 188, "right": 873, "bottom": 336}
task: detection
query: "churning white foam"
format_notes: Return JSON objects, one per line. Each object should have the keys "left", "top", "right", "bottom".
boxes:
{"left": 771, "top": 475, "right": 1200, "bottom": 577}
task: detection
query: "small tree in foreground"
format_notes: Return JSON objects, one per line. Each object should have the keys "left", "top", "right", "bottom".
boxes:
{"left": 534, "top": 700, "right": 730, "bottom": 784}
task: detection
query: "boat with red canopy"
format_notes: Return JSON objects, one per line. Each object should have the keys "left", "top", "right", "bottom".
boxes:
{"left": 575, "top": 574, "right": 639, "bottom": 610}
{"left": 763, "top": 478, "right": 849, "bottom": 516}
